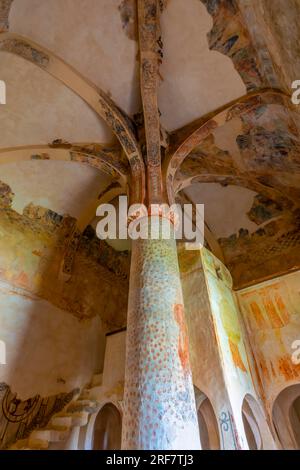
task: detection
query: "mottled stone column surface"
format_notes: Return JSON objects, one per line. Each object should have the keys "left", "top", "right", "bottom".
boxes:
{"left": 122, "top": 216, "right": 201, "bottom": 450}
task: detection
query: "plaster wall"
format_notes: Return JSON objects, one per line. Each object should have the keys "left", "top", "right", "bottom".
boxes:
{"left": 237, "top": 270, "right": 300, "bottom": 414}
{"left": 0, "top": 198, "right": 129, "bottom": 327}
{"left": 0, "top": 288, "right": 104, "bottom": 399}
{"left": 9, "top": 0, "right": 141, "bottom": 116}
{"left": 159, "top": 0, "right": 246, "bottom": 130}
{"left": 179, "top": 246, "right": 276, "bottom": 449}
{"left": 201, "top": 248, "right": 260, "bottom": 448}
{"left": 102, "top": 330, "right": 126, "bottom": 391}
{"left": 79, "top": 330, "right": 126, "bottom": 451}
{"left": 0, "top": 187, "right": 129, "bottom": 448}
{"left": 0, "top": 283, "right": 106, "bottom": 449}
{"left": 179, "top": 248, "right": 239, "bottom": 449}
{"left": 0, "top": 53, "right": 113, "bottom": 147}
{"left": 239, "top": 0, "right": 300, "bottom": 90}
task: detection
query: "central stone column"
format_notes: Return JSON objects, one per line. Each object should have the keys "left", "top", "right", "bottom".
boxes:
{"left": 122, "top": 215, "right": 201, "bottom": 450}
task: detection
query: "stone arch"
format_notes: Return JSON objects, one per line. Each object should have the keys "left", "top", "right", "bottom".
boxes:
{"left": 177, "top": 174, "right": 293, "bottom": 211}
{"left": 91, "top": 402, "right": 122, "bottom": 450}
{"left": 163, "top": 89, "right": 292, "bottom": 207}
{"left": 0, "top": 33, "right": 145, "bottom": 204}
{"left": 272, "top": 384, "right": 300, "bottom": 449}
{"left": 241, "top": 395, "right": 263, "bottom": 450}
{"left": 241, "top": 393, "right": 278, "bottom": 450}
{"left": 0, "top": 145, "right": 128, "bottom": 231}
{"left": 0, "top": 145, "right": 129, "bottom": 182}
{"left": 78, "top": 401, "right": 122, "bottom": 450}
{"left": 194, "top": 388, "right": 220, "bottom": 450}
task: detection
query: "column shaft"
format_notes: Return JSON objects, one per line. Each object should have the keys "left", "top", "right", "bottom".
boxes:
{"left": 122, "top": 216, "right": 201, "bottom": 450}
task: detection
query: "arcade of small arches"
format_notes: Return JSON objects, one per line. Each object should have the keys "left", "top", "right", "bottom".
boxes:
{"left": 63, "top": 386, "right": 300, "bottom": 450}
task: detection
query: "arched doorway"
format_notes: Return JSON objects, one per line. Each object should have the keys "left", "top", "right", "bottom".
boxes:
{"left": 241, "top": 395, "right": 263, "bottom": 450}
{"left": 290, "top": 395, "right": 300, "bottom": 447}
{"left": 195, "top": 391, "right": 220, "bottom": 450}
{"left": 273, "top": 384, "right": 300, "bottom": 449}
{"left": 92, "top": 403, "right": 122, "bottom": 450}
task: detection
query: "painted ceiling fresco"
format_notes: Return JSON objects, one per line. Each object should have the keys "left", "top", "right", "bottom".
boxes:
{"left": 0, "top": 0, "right": 299, "bottom": 290}
{"left": 176, "top": 93, "right": 300, "bottom": 287}
{"left": 170, "top": 0, "right": 300, "bottom": 287}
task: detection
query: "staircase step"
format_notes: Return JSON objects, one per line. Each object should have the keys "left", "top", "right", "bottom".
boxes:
{"left": 27, "top": 437, "right": 49, "bottom": 450}
{"left": 9, "top": 439, "right": 30, "bottom": 450}
{"left": 29, "top": 427, "right": 70, "bottom": 443}
{"left": 9, "top": 374, "right": 101, "bottom": 450}
{"left": 50, "top": 416, "right": 73, "bottom": 428}
{"left": 55, "top": 411, "right": 89, "bottom": 427}
{"left": 69, "top": 411, "right": 89, "bottom": 427}
{"left": 67, "top": 399, "right": 98, "bottom": 413}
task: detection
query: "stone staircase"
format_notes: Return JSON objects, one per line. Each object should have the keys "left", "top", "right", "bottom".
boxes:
{"left": 10, "top": 374, "right": 104, "bottom": 450}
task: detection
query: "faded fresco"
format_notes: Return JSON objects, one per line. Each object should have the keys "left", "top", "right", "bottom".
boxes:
{"left": 175, "top": 97, "right": 300, "bottom": 288}
{"left": 200, "top": 0, "right": 281, "bottom": 90}
{"left": 178, "top": 247, "right": 241, "bottom": 450}
{"left": 0, "top": 176, "right": 129, "bottom": 448}
{"left": 0, "top": 384, "right": 78, "bottom": 449}
{"left": 0, "top": 0, "right": 300, "bottom": 450}
{"left": 242, "top": 0, "right": 300, "bottom": 90}
{"left": 163, "top": 0, "right": 300, "bottom": 288}
{"left": 201, "top": 250, "right": 251, "bottom": 393}
{"left": 0, "top": 179, "right": 129, "bottom": 330}
{"left": 237, "top": 272, "right": 300, "bottom": 410}
{"left": 179, "top": 246, "right": 276, "bottom": 449}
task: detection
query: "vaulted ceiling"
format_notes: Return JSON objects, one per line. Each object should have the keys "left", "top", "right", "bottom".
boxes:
{"left": 0, "top": 0, "right": 300, "bottom": 288}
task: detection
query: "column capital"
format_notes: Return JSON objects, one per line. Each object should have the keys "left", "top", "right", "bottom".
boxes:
{"left": 127, "top": 203, "right": 179, "bottom": 229}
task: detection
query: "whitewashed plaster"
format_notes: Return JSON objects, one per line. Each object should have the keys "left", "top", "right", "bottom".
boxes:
{"left": 9, "top": 0, "right": 141, "bottom": 116}
{"left": 159, "top": 0, "right": 246, "bottom": 130}
{"left": 0, "top": 287, "right": 105, "bottom": 398}
{"left": 185, "top": 183, "right": 260, "bottom": 238}
{"left": 0, "top": 53, "right": 113, "bottom": 146}
{"left": 0, "top": 160, "right": 111, "bottom": 218}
